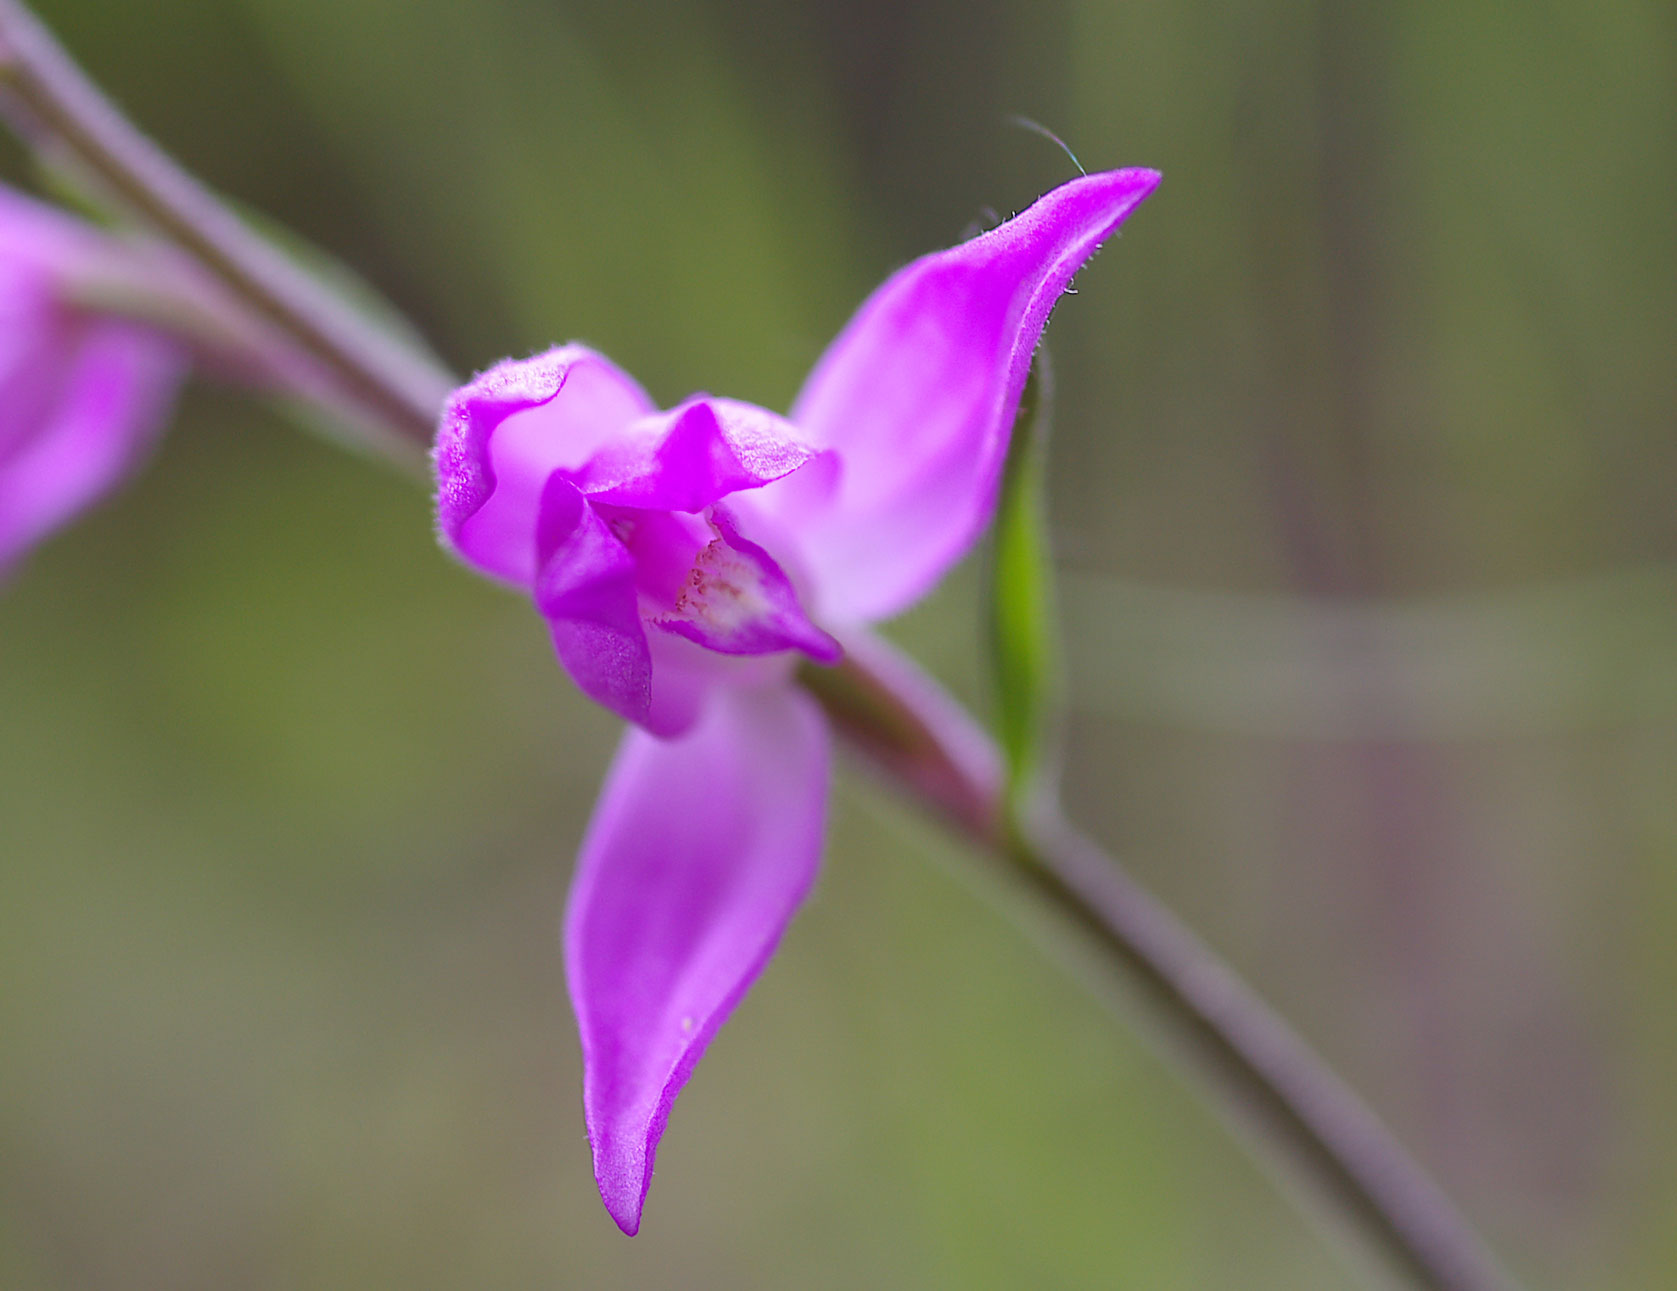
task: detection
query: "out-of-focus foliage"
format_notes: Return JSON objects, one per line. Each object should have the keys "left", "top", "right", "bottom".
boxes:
{"left": 1, "top": 1, "right": 1673, "bottom": 1287}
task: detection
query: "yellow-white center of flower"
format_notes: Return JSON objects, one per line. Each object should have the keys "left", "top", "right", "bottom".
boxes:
{"left": 667, "top": 538, "right": 772, "bottom": 636}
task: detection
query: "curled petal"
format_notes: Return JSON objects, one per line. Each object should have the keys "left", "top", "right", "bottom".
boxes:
{"left": 574, "top": 396, "right": 818, "bottom": 512}
{"left": 564, "top": 683, "right": 830, "bottom": 1235}
{"left": 0, "top": 321, "right": 181, "bottom": 575}
{"left": 760, "top": 168, "right": 1160, "bottom": 623}
{"left": 434, "top": 345, "right": 653, "bottom": 587}
{"left": 533, "top": 477, "right": 651, "bottom": 725}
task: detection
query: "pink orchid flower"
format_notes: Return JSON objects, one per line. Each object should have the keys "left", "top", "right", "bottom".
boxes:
{"left": 434, "top": 167, "right": 1160, "bottom": 1233}
{"left": 0, "top": 186, "right": 184, "bottom": 576}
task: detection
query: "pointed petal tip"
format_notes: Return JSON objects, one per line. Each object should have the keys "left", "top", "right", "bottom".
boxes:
{"left": 1121, "top": 165, "right": 1163, "bottom": 201}
{"left": 1049, "top": 165, "right": 1162, "bottom": 225}
{"left": 566, "top": 689, "right": 831, "bottom": 1238}
{"left": 598, "top": 1168, "right": 648, "bottom": 1236}
{"left": 1124, "top": 167, "right": 1163, "bottom": 201}
{"left": 766, "top": 161, "right": 1162, "bottom": 623}
{"left": 1117, "top": 164, "right": 1163, "bottom": 187}
{"left": 1081, "top": 164, "right": 1162, "bottom": 192}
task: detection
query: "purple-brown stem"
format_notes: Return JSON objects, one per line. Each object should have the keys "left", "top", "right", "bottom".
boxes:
{"left": 0, "top": 3, "right": 1523, "bottom": 1286}
{"left": 0, "top": 0, "right": 450, "bottom": 457}
{"left": 803, "top": 648, "right": 1518, "bottom": 1291}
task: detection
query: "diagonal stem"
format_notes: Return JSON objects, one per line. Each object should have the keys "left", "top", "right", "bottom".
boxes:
{"left": 0, "top": 4, "right": 1522, "bottom": 1285}
{"left": 0, "top": 0, "right": 452, "bottom": 452}
{"left": 1006, "top": 814, "right": 1518, "bottom": 1291}
{"left": 802, "top": 653, "right": 1521, "bottom": 1291}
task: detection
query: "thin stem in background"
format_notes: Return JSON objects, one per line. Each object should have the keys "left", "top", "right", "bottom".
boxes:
{"left": 0, "top": 0, "right": 452, "bottom": 455}
{"left": 805, "top": 654, "right": 1521, "bottom": 1291}
{"left": 0, "top": 3, "right": 1525, "bottom": 1287}
{"left": 1008, "top": 816, "right": 1514, "bottom": 1291}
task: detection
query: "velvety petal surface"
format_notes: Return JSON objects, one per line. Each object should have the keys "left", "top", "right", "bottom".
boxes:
{"left": 759, "top": 168, "right": 1160, "bottom": 623}
{"left": 574, "top": 396, "right": 818, "bottom": 512}
{"left": 0, "top": 321, "right": 181, "bottom": 575}
{"left": 564, "top": 682, "right": 830, "bottom": 1235}
{"left": 641, "top": 629, "right": 760, "bottom": 738}
{"left": 532, "top": 475, "right": 651, "bottom": 725}
{"left": 434, "top": 345, "right": 653, "bottom": 587}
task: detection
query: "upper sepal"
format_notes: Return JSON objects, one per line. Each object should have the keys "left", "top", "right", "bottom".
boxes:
{"left": 755, "top": 167, "right": 1160, "bottom": 623}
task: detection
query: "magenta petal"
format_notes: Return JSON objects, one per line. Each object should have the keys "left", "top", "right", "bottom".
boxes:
{"left": 651, "top": 506, "right": 839, "bottom": 662}
{"left": 532, "top": 476, "right": 653, "bottom": 725}
{"left": 764, "top": 168, "right": 1160, "bottom": 623}
{"left": 564, "top": 682, "right": 830, "bottom": 1235}
{"left": 0, "top": 320, "right": 180, "bottom": 575}
{"left": 435, "top": 345, "right": 653, "bottom": 588}
{"left": 642, "top": 629, "right": 735, "bottom": 737}
{"left": 574, "top": 396, "right": 818, "bottom": 512}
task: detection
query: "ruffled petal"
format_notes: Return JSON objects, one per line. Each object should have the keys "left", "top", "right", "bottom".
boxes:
{"left": 564, "top": 682, "right": 830, "bottom": 1235}
{"left": 0, "top": 320, "right": 181, "bottom": 575}
{"left": 574, "top": 396, "right": 818, "bottom": 512}
{"left": 434, "top": 345, "right": 653, "bottom": 587}
{"left": 759, "top": 168, "right": 1160, "bottom": 623}
{"left": 532, "top": 476, "right": 652, "bottom": 725}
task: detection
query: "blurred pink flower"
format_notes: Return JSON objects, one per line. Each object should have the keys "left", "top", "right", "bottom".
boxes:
{"left": 434, "top": 168, "right": 1159, "bottom": 1233}
{"left": 0, "top": 186, "right": 183, "bottom": 576}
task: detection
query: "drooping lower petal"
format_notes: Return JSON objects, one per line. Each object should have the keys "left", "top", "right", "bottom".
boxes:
{"left": 0, "top": 320, "right": 180, "bottom": 575}
{"left": 755, "top": 168, "right": 1160, "bottom": 623}
{"left": 564, "top": 682, "right": 830, "bottom": 1235}
{"left": 435, "top": 345, "right": 653, "bottom": 587}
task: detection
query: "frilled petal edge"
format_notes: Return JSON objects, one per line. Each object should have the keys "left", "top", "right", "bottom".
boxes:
{"left": 564, "top": 682, "right": 830, "bottom": 1235}
{"left": 434, "top": 345, "right": 653, "bottom": 588}
{"left": 754, "top": 167, "right": 1159, "bottom": 623}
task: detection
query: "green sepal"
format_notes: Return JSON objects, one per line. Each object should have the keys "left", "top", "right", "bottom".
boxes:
{"left": 989, "top": 353, "right": 1064, "bottom": 825}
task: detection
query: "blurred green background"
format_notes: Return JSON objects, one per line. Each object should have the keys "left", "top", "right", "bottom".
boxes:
{"left": 2, "top": 0, "right": 1674, "bottom": 1286}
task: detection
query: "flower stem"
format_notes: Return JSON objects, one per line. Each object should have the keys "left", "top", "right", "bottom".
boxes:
{"left": 1005, "top": 816, "right": 1517, "bottom": 1291}
{"left": 0, "top": 6, "right": 1520, "bottom": 1284}
{"left": 801, "top": 653, "right": 1520, "bottom": 1291}
{"left": 0, "top": 0, "right": 451, "bottom": 456}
